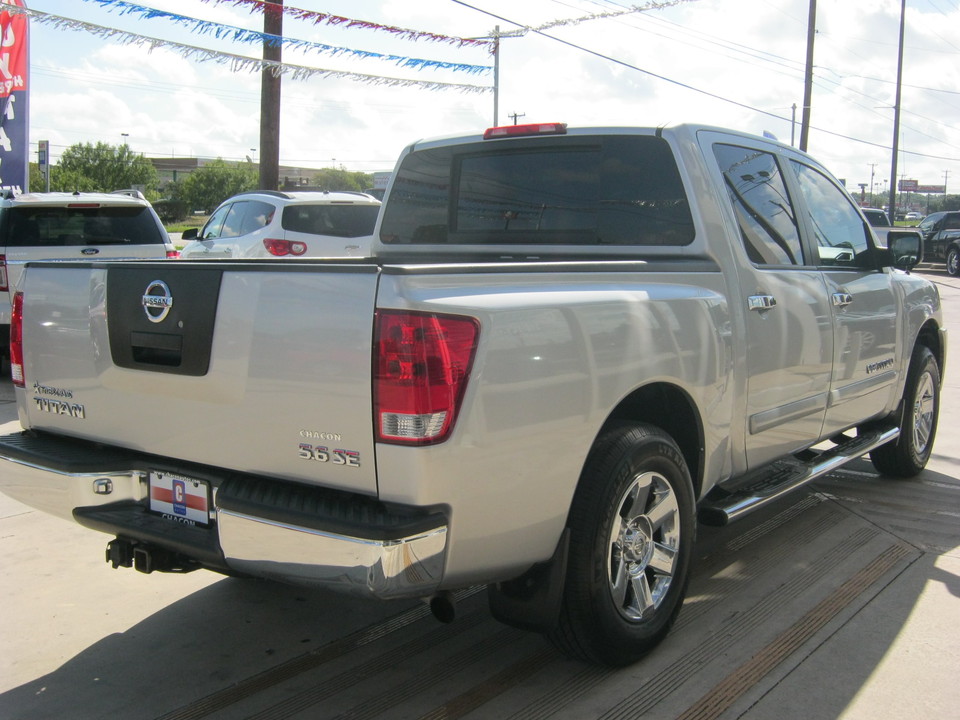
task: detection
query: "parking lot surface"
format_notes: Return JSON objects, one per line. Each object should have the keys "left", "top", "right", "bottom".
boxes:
{"left": 2, "top": 270, "right": 959, "bottom": 720}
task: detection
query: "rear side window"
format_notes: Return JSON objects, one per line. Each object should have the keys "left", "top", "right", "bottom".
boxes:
{"left": 712, "top": 143, "right": 803, "bottom": 266}
{"left": 219, "top": 200, "right": 275, "bottom": 239}
{"left": 380, "top": 135, "right": 694, "bottom": 246}
{"left": 1, "top": 206, "right": 165, "bottom": 247}
{"left": 282, "top": 204, "right": 380, "bottom": 238}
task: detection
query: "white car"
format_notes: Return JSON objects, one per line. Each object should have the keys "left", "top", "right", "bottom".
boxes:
{"left": 179, "top": 190, "right": 381, "bottom": 259}
{"left": 0, "top": 189, "right": 177, "bottom": 362}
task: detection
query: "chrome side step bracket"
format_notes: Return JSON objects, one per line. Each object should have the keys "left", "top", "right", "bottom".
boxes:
{"left": 698, "top": 426, "right": 899, "bottom": 526}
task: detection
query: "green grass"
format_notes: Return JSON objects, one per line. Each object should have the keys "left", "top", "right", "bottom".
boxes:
{"left": 165, "top": 215, "right": 207, "bottom": 234}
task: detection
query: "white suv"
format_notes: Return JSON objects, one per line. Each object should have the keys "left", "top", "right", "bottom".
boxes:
{"left": 179, "top": 190, "right": 381, "bottom": 259}
{"left": 0, "top": 190, "right": 177, "bottom": 358}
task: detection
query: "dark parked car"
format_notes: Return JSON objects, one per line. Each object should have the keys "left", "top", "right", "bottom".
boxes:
{"left": 917, "top": 211, "right": 960, "bottom": 275}
{"left": 862, "top": 208, "right": 892, "bottom": 228}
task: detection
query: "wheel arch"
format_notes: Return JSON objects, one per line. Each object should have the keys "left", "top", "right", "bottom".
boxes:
{"left": 600, "top": 382, "right": 705, "bottom": 498}
{"left": 916, "top": 318, "right": 945, "bottom": 379}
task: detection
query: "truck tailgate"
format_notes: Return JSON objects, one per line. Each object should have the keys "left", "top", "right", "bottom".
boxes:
{"left": 17, "top": 261, "right": 380, "bottom": 496}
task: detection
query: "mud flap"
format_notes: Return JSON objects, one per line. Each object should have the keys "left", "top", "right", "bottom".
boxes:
{"left": 487, "top": 528, "right": 569, "bottom": 633}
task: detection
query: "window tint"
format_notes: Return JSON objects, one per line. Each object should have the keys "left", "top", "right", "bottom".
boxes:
{"left": 380, "top": 135, "right": 694, "bottom": 246}
{"left": 201, "top": 204, "right": 231, "bottom": 239}
{"left": 238, "top": 201, "right": 275, "bottom": 235}
{"left": 712, "top": 143, "right": 803, "bottom": 265}
{"left": 0, "top": 206, "right": 164, "bottom": 247}
{"left": 218, "top": 201, "right": 274, "bottom": 239}
{"left": 945, "top": 213, "right": 960, "bottom": 231}
{"left": 790, "top": 161, "right": 869, "bottom": 267}
{"left": 282, "top": 204, "right": 379, "bottom": 238}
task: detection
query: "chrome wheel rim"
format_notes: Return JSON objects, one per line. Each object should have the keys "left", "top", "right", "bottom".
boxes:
{"left": 912, "top": 371, "right": 936, "bottom": 455}
{"left": 607, "top": 471, "right": 680, "bottom": 621}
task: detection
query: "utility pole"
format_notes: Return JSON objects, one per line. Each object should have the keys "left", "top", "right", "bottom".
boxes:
{"left": 492, "top": 26, "right": 500, "bottom": 127}
{"left": 508, "top": 112, "right": 525, "bottom": 125}
{"left": 799, "top": 0, "right": 816, "bottom": 152}
{"left": 260, "top": 0, "right": 282, "bottom": 191}
{"left": 887, "top": 0, "right": 906, "bottom": 221}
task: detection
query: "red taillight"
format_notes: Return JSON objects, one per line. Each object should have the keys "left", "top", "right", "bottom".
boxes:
{"left": 166, "top": 249, "right": 180, "bottom": 259}
{"left": 374, "top": 310, "right": 479, "bottom": 445}
{"left": 0, "top": 254, "right": 7, "bottom": 292}
{"left": 263, "top": 238, "right": 307, "bottom": 257}
{"left": 483, "top": 122, "right": 567, "bottom": 140}
{"left": 10, "top": 291, "right": 24, "bottom": 387}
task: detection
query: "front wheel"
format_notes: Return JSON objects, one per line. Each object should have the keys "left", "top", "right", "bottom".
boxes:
{"left": 946, "top": 247, "right": 960, "bottom": 276}
{"left": 549, "top": 424, "right": 695, "bottom": 666}
{"left": 870, "top": 345, "right": 940, "bottom": 477}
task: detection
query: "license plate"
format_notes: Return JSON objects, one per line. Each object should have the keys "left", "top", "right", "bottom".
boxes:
{"left": 149, "top": 471, "right": 210, "bottom": 526}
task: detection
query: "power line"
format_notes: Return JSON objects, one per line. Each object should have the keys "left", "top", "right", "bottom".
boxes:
{"left": 452, "top": 0, "right": 960, "bottom": 164}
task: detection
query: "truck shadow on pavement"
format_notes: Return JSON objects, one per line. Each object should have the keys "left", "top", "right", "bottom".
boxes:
{"left": 2, "top": 460, "right": 958, "bottom": 720}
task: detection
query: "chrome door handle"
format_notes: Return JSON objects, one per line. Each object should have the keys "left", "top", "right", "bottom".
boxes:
{"left": 832, "top": 292, "right": 853, "bottom": 307}
{"left": 748, "top": 295, "right": 777, "bottom": 311}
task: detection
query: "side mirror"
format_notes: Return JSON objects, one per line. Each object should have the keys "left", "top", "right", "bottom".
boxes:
{"left": 181, "top": 227, "right": 199, "bottom": 241}
{"left": 886, "top": 232, "right": 922, "bottom": 271}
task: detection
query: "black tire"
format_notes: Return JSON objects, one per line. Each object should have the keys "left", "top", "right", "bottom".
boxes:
{"left": 870, "top": 345, "right": 940, "bottom": 477}
{"left": 549, "top": 424, "right": 695, "bottom": 666}
{"left": 947, "top": 247, "right": 960, "bottom": 276}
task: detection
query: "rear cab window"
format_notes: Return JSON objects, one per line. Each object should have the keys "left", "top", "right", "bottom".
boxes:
{"left": 1, "top": 205, "right": 166, "bottom": 247}
{"left": 380, "top": 134, "right": 695, "bottom": 247}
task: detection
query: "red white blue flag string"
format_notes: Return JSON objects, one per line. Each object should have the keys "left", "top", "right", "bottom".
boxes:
{"left": 79, "top": 0, "right": 493, "bottom": 73}
{"left": 195, "top": 0, "right": 496, "bottom": 50}
{"left": 0, "top": 3, "right": 492, "bottom": 93}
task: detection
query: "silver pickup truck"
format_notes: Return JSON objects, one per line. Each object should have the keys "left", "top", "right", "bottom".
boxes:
{"left": 0, "top": 124, "right": 944, "bottom": 666}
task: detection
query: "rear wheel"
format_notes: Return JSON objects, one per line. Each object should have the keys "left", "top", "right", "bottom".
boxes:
{"left": 946, "top": 247, "right": 960, "bottom": 276}
{"left": 549, "top": 424, "right": 695, "bottom": 666}
{"left": 870, "top": 345, "right": 940, "bottom": 477}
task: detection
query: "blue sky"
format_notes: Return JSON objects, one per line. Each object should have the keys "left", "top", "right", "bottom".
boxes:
{"left": 18, "top": 0, "right": 960, "bottom": 193}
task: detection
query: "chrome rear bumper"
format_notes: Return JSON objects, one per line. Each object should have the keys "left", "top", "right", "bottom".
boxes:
{"left": 0, "top": 431, "right": 447, "bottom": 599}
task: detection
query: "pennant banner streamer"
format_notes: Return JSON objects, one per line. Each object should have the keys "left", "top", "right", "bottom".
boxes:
{"left": 488, "top": 0, "right": 699, "bottom": 38}
{"left": 0, "top": 4, "right": 492, "bottom": 93}
{"left": 195, "top": 0, "right": 496, "bottom": 50}
{"left": 80, "top": 0, "right": 492, "bottom": 73}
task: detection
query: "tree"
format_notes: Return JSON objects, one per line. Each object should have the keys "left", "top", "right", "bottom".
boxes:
{"left": 176, "top": 158, "right": 258, "bottom": 213}
{"left": 28, "top": 162, "right": 45, "bottom": 192}
{"left": 53, "top": 142, "right": 158, "bottom": 195}
{"left": 310, "top": 167, "right": 373, "bottom": 192}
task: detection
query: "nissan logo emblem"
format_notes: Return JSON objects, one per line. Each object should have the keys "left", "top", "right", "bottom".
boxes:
{"left": 142, "top": 280, "right": 173, "bottom": 323}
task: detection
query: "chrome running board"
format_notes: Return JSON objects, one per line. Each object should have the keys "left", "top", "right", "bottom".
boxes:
{"left": 698, "top": 426, "right": 900, "bottom": 526}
